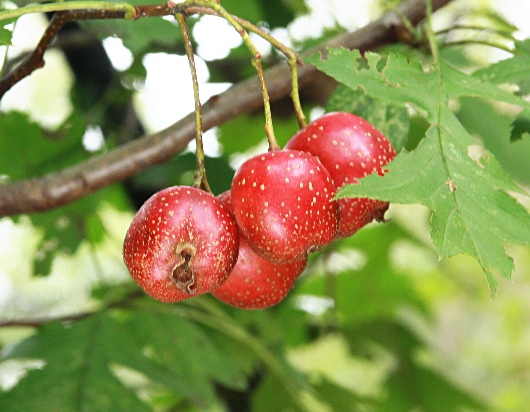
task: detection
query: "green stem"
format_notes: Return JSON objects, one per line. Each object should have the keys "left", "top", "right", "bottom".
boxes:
{"left": 232, "top": 16, "right": 306, "bottom": 128}
{"left": 193, "top": 0, "right": 279, "bottom": 150}
{"left": 0, "top": 19, "right": 14, "bottom": 78}
{"left": 440, "top": 40, "right": 514, "bottom": 54}
{"left": 387, "top": 2, "right": 418, "bottom": 42}
{"left": 435, "top": 24, "right": 515, "bottom": 40}
{"left": 424, "top": 1, "right": 440, "bottom": 64}
{"left": 175, "top": 12, "right": 211, "bottom": 193}
{"left": 0, "top": 2, "right": 136, "bottom": 23}
{"left": 175, "top": 301, "right": 308, "bottom": 411}
{"left": 288, "top": 57, "right": 306, "bottom": 128}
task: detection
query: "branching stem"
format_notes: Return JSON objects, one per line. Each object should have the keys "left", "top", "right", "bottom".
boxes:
{"left": 192, "top": 0, "right": 280, "bottom": 150}
{"left": 230, "top": 16, "right": 306, "bottom": 128}
{"left": 0, "top": 8, "right": 127, "bottom": 99}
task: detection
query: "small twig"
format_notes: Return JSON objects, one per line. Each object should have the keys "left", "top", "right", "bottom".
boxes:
{"left": 440, "top": 39, "right": 514, "bottom": 54}
{"left": 0, "top": 9, "right": 126, "bottom": 99}
{"left": 175, "top": 12, "right": 211, "bottom": 192}
{"left": 435, "top": 24, "right": 515, "bottom": 39}
{"left": 0, "top": 1, "right": 136, "bottom": 23}
{"left": 0, "top": 289, "right": 144, "bottom": 328}
{"left": 0, "top": 1, "right": 202, "bottom": 100}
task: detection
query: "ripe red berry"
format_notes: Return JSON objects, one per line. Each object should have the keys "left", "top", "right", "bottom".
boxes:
{"left": 212, "top": 236, "right": 307, "bottom": 309}
{"left": 285, "top": 112, "right": 396, "bottom": 238}
{"left": 213, "top": 191, "right": 307, "bottom": 309}
{"left": 231, "top": 149, "right": 339, "bottom": 264}
{"left": 123, "top": 186, "right": 239, "bottom": 303}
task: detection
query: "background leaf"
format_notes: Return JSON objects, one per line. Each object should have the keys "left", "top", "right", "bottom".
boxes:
{"left": 326, "top": 84, "right": 410, "bottom": 152}
{"left": 0, "top": 307, "right": 259, "bottom": 411}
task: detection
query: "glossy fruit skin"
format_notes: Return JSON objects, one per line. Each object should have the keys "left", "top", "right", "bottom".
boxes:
{"left": 212, "top": 236, "right": 306, "bottom": 309}
{"left": 285, "top": 112, "right": 396, "bottom": 238}
{"left": 213, "top": 191, "right": 307, "bottom": 309}
{"left": 123, "top": 186, "right": 239, "bottom": 303}
{"left": 231, "top": 149, "right": 339, "bottom": 264}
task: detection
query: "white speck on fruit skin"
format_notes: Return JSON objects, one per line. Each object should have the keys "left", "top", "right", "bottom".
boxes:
{"left": 230, "top": 150, "right": 338, "bottom": 264}
{"left": 123, "top": 186, "right": 239, "bottom": 303}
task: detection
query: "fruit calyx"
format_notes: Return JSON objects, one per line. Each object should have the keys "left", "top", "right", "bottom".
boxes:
{"left": 171, "top": 243, "right": 198, "bottom": 294}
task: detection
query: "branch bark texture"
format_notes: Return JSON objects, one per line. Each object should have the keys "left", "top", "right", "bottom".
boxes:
{"left": 0, "top": 0, "right": 452, "bottom": 217}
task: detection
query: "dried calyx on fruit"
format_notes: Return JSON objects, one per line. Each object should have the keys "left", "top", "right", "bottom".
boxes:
{"left": 123, "top": 186, "right": 239, "bottom": 303}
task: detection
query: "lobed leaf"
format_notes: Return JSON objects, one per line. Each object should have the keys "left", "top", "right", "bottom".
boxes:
{"left": 0, "top": 309, "right": 254, "bottom": 411}
{"left": 306, "top": 48, "right": 530, "bottom": 293}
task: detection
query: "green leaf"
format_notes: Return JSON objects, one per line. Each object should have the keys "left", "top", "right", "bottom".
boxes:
{"left": 510, "top": 108, "right": 530, "bottom": 142}
{"left": 472, "top": 39, "right": 530, "bottom": 138}
{"left": 80, "top": 7, "right": 182, "bottom": 58}
{"left": 306, "top": 48, "right": 530, "bottom": 293}
{"left": 296, "top": 222, "right": 428, "bottom": 324}
{"left": 129, "top": 151, "right": 235, "bottom": 196}
{"left": 27, "top": 183, "right": 130, "bottom": 276}
{"left": 252, "top": 371, "right": 305, "bottom": 412}
{"left": 0, "top": 309, "right": 255, "bottom": 411}
{"left": 0, "top": 111, "right": 86, "bottom": 180}
{"left": 455, "top": 97, "right": 530, "bottom": 185}
{"left": 0, "top": 313, "right": 150, "bottom": 412}
{"left": 312, "top": 377, "right": 378, "bottom": 411}
{"left": 326, "top": 84, "right": 410, "bottom": 152}
{"left": 473, "top": 39, "right": 530, "bottom": 88}
{"left": 122, "top": 309, "right": 249, "bottom": 397}
{"left": 218, "top": 112, "right": 299, "bottom": 153}
{"left": 258, "top": 0, "right": 298, "bottom": 28}
{"left": 0, "top": 13, "right": 16, "bottom": 46}
{"left": 0, "top": 25, "right": 12, "bottom": 46}
{"left": 0, "top": 112, "right": 133, "bottom": 275}
{"left": 345, "top": 320, "right": 486, "bottom": 412}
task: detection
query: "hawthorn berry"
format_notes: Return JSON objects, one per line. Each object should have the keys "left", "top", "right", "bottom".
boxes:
{"left": 123, "top": 186, "right": 239, "bottom": 303}
{"left": 213, "top": 191, "right": 307, "bottom": 309}
{"left": 230, "top": 149, "right": 339, "bottom": 264}
{"left": 285, "top": 112, "right": 396, "bottom": 238}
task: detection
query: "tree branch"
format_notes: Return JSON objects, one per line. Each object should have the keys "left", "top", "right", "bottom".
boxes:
{"left": 0, "top": 0, "right": 452, "bottom": 217}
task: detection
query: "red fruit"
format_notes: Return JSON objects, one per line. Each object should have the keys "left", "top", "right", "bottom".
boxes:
{"left": 213, "top": 236, "right": 307, "bottom": 309}
{"left": 230, "top": 149, "right": 339, "bottom": 264}
{"left": 123, "top": 186, "right": 239, "bottom": 303}
{"left": 213, "top": 191, "right": 307, "bottom": 309}
{"left": 285, "top": 112, "right": 396, "bottom": 238}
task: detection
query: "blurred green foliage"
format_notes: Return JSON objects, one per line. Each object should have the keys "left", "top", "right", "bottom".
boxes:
{"left": 1, "top": 0, "right": 530, "bottom": 411}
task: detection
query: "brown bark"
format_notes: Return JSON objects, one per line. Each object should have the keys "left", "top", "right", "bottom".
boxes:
{"left": 0, "top": 0, "right": 452, "bottom": 217}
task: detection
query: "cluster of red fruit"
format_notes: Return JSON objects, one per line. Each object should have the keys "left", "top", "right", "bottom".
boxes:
{"left": 123, "top": 112, "right": 396, "bottom": 309}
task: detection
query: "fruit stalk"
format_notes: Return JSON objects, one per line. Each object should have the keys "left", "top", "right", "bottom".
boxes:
{"left": 192, "top": 0, "right": 279, "bottom": 151}
{"left": 229, "top": 15, "right": 307, "bottom": 128}
{"left": 176, "top": 12, "right": 211, "bottom": 192}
